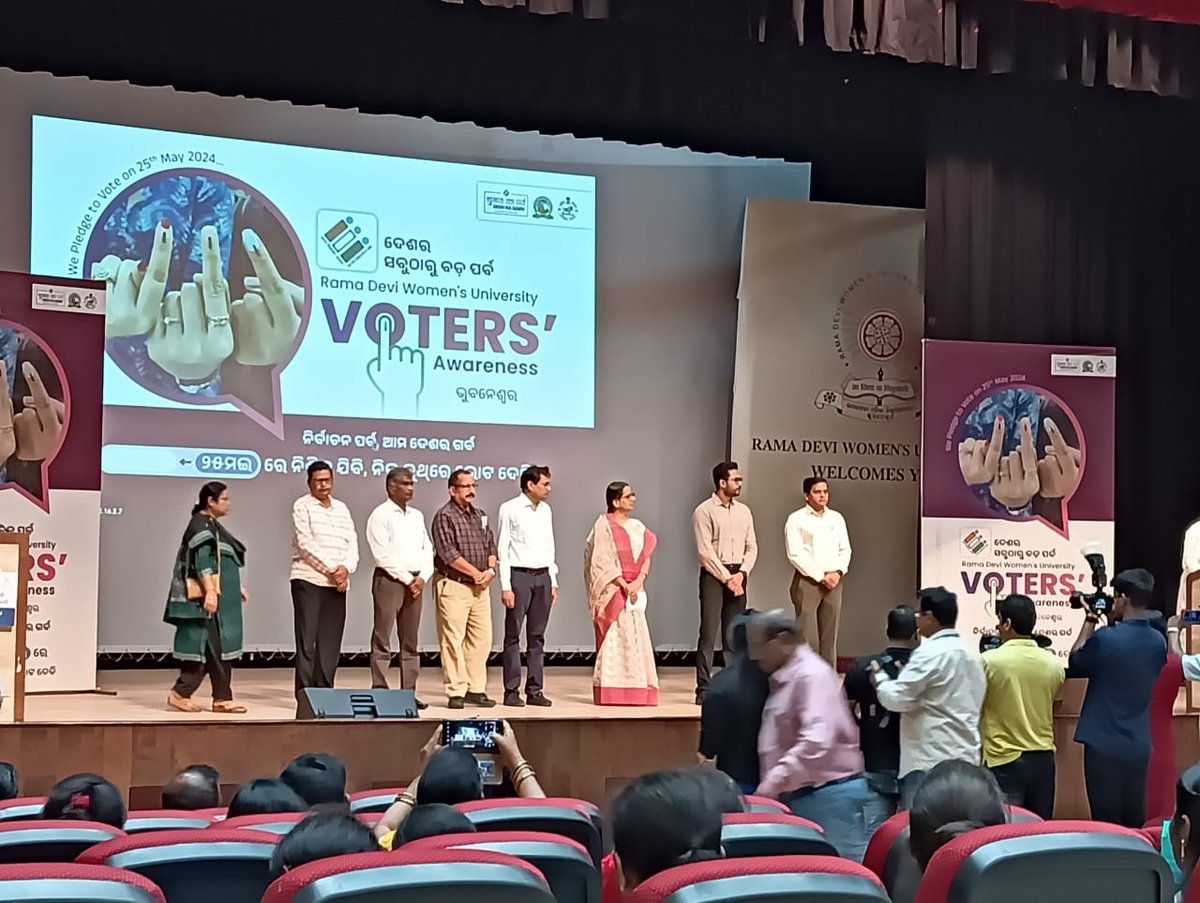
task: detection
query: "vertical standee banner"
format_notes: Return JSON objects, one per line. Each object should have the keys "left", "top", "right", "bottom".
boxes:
{"left": 731, "top": 200, "right": 925, "bottom": 659}
{"left": 919, "top": 340, "right": 1116, "bottom": 656}
{"left": 0, "top": 532, "right": 30, "bottom": 721}
{"left": 0, "top": 272, "right": 105, "bottom": 692}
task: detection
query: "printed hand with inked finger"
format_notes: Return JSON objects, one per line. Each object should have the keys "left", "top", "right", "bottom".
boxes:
{"left": 14, "top": 361, "right": 65, "bottom": 462}
{"left": 93, "top": 219, "right": 172, "bottom": 339}
{"left": 230, "top": 228, "right": 305, "bottom": 365}
{"left": 1036, "top": 417, "right": 1082, "bottom": 499}
{"left": 366, "top": 313, "right": 425, "bottom": 418}
{"left": 958, "top": 415, "right": 1005, "bottom": 486}
{"left": 989, "top": 417, "right": 1041, "bottom": 511}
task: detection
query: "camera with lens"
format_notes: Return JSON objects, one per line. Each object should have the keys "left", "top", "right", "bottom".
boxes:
{"left": 1068, "top": 542, "right": 1112, "bottom": 616}
{"left": 979, "top": 632, "right": 1053, "bottom": 653}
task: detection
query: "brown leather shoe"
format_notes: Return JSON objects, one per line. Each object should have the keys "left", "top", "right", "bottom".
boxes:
{"left": 167, "top": 690, "right": 202, "bottom": 713}
{"left": 212, "top": 700, "right": 247, "bottom": 714}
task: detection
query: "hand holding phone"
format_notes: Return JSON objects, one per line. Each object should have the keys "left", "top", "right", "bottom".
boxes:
{"left": 1182, "top": 610, "right": 1200, "bottom": 627}
{"left": 442, "top": 719, "right": 503, "bottom": 751}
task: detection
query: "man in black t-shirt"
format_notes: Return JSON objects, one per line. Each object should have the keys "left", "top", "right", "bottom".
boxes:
{"left": 843, "top": 605, "right": 919, "bottom": 834}
{"left": 698, "top": 610, "right": 769, "bottom": 792}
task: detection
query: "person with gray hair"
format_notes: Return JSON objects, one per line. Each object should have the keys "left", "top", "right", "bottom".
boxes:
{"left": 366, "top": 466, "right": 434, "bottom": 707}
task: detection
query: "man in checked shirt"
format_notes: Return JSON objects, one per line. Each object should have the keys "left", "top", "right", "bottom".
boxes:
{"left": 431, "top": 469, "right": 499, "bottom": 709}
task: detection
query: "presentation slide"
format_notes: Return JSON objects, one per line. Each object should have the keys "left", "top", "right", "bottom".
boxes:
{"left": 30, "top": 115, "right": 596, "bottom": 443}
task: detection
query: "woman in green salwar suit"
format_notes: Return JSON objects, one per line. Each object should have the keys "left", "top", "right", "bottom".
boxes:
{"left": 164, "top": 482, "right": 249, "bottom": 713}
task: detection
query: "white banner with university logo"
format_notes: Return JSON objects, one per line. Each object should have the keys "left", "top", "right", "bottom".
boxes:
{"left": 731, "top": 200, "right": 925, "bottom": 659}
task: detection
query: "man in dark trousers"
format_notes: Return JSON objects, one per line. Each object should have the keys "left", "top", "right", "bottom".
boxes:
{"left": 697, "top": 610, "right": 768, "bottom": 793}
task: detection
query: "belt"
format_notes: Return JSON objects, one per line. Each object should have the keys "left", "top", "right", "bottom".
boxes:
{"left": 436, "top": 569, "right": 478, "bottom": 586}
{"left": 511, "top": 566, "right": 550, "bottom": 575}
{"left": 780, "top": 773, "right": 863, "bottom": 801}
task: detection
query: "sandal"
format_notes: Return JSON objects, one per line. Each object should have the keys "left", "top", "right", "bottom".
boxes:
{"left": 167, "top": 691, "right": 202, "bottom": 713}
{"left": 212, "top": 700, "right": 248, "bottom": 714}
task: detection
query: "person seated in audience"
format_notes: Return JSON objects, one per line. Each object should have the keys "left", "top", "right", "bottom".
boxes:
{"left": 603, "top": 770, "right": 725, "bottom": 902}
{"left": 162, "top": 764, "right": 221, "bottom": 810}
{"left": 280, "top": 753, "right": 348, "bottom": 806}
{"left": 908, "top": 760, "right": 1007, "bottom": 872}
{"left": 268, "top": 810, "right": 379, "bottom": 878}
{"left": 42, "top": 773, "right": 127, "bottom": 828}
{"left": 0, "top": 763, "right": 19, "bottom": 801}
{"left": 694, "top": 767, "right": 746, "bottom": 814}
{"left": 1159, "top": 762, "right": 1200, "bottom": 900}
{"left": 227, "top": 777, "right": 309, "bottom": 818}
{"left": 697, "top": 611, "right": 769, "bottom": 794}
{"left": 393, "top": 803, "right": 477, "bottom": 846}
{"left": 374, "top": 720, "right": 545, "bottom": 846}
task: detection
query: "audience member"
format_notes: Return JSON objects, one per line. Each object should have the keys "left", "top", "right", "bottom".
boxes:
{"left": 979, "top": 594, "right": 1066, "bottom": 819}
{"left": 161, "top": 764, "right": 221, "bottom": 810}
{"left": 374, "top": 721, "right": 544, "bottom": 844}
{"left": 608, "top": 771, "right": 725, "bottom": 895}
{"left": 393, "top": 803, "right": 477, "bottom": 846}
{"left": 0, "top": 763, "right": 19, "bottom": 801}
{"left": 907, "top": 760, "right": 1007, "bottom": 872}
{"left": 281, "top": 753, "right": 348, "bottom": 806}
{"left": 697, "top": 610, "right": 769, "bottom": 793}
{"left": 843, "top": 604, "right": 919, "bottom": 836}
{"left": 873, "top": 587, "right": 987, "bottom": 809}
{"left": 693, "top": 767, "right": 746, "bottom": 814}
{"left": 1069, "top": 567, "right": 1165, "bottom": 827}
{"left": 42, "top": 773, "right": 127, "bottom": 828}
{"left": 1160, "top": 762, "right": 1200, "bottom": 900}
{"left": 268, "top": 811, "right": 378, "bottom": 878}
{"left": 749, "top": 610, "right": 869, "bottom": 861}
{"left": 227, "top": 778, "right": 309, "bottom": 818}
{"left": 1153, "top": 614, "right": 1189, "bottom": 822}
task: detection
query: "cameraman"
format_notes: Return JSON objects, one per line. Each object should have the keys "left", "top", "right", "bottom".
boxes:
{"left": 1068, "top": 567, "right": 1166, "bottom": 827}
{"left": 979, "top": 594, "right": 1065, "bottom": 819}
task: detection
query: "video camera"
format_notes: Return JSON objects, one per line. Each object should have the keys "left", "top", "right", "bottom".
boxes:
{"left": 1068, "top": 542, "right": 1112, "bottom": 616}
{"left": 979, "top": 632, "right": 1053, "bottom": 654}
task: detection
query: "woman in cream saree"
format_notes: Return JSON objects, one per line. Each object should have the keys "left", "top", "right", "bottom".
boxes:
{"left": 584, "top": 481, "right": 658, "bottom": 705}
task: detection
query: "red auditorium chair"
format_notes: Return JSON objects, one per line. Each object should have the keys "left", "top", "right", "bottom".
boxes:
{"left": 406, "top": 830, "right": 598, "bottom": 903}
{"left": 915, "top": 820, "right": 1170, "bottom": 903}
{"left": 0, "top": 863, "right": 166, "bottom": 903}
{"left": 741, "top": 795, "right": 790, "bottom": 814}
{"left": 0, "top": 798, "right": 47, "bottom": 822}
{"left": 216, "top": 812, "right": 306, "bottom": 834}
{"left": 348, "top": 788, "right": 406, "bottom": 814}
{"left": 0, "top": 821, "right": 125, "bottom": 863}
{"left": 76, "top": 828, "right": 279, "bottom": 903}
{"left": 261, "top": 848, "right": 555, "bottom": 903}
{"left": 720, "top": 811, "right": 838, "bottom": 858}
{"left": 457, "top": 798, "right": 603, "bottom": 865}
{"left": 625, "top": 855, "right": 889, "bottom": 903}
{"left": 123, "top": 811, "right": 213, "bottom": 833}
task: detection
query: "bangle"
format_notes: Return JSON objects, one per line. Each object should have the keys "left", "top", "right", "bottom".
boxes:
{"left": 397, "top": 792, "right": 417, "bottom": 807}
{"left": 1168, "top": 627, "right": 1181, "bottom": 635}
{"left": 1085, "top": 616, "right": 1099, "bottom": 624}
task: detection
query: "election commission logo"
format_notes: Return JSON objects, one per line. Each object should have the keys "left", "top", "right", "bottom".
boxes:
{"left": 815, "top": 270, "right": 921, "bottom": 423}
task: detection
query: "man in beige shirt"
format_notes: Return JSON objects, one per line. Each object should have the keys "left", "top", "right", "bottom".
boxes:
{"left": 692, "top": 461, "right": 758, "bottom": 704}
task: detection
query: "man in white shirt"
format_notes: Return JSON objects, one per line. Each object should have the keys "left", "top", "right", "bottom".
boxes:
{"left": 872, "top": 586, "right": 987, "bottom": 809}
{"left": 497, "top": 465, "right": 557, "bottom": 708}
{"left": 365, "top": 467, "right": 434, "bottom": 708}
{"left": 291, "top": 460, "right": 358, "bottom": 708}
{"left": 784, "top": 477, "right": 851, "bottom": 667}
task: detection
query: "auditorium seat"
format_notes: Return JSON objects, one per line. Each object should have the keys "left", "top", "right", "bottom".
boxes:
{"left": 123, "top": 811, "right": 213, "bottom": 833}
{"left": 741, "top": 795, "right": 790, "bottom": 814}
{"left": 625, "top": 855, "right": 890, "bottom": 903}
{"left": 216, "top": 812, "right": 306, "bottom": 834}
{"left": 347, "top": 788, "right": 405, "bottom": 814}
{"left": 76, "top": 828, "right": 279, "bottom": 903}
{"left": 457, "top": 798, "right": 603, "bottom": 866}
{"left": 0, "top": 862, "right": 166, "bottom": 903}
{"left": 915, "top": 821, "right": 1169, "bottom": 903}
{"left": 0, "top": 821, "right": 125, "bottom": 863}
{"left": 720, "top": 811, "right": 838, "bottom": 858}
{"left": 261, "top": 848, "right": 555, "bottom": 903}
{"left": 0, "top": 798, "right": 47, "bottom": 823}
{"left": 405, "top": 830, "right": 598, "bottom": 903}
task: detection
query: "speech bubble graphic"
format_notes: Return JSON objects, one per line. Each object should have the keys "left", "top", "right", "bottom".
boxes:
{"left": 0, "top": 320, "right": 72, "bottom": 512}
{"left": 84, "top": 169, "right": 310, "bottom": 437}
{"left": 953, "top": 384, "right": 1086, "bottom": 539}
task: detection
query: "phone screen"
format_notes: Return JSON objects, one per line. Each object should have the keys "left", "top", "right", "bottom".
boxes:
{"left": 442, "top": 719, "right": 500, "bottom": 751}
{"left": 1182, "top": 611, "right": 1200, "bottom": 626}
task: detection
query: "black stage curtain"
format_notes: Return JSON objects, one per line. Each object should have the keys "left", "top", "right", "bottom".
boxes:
{"left": 925, "top": 80, "right": 1200, "bottom": 611}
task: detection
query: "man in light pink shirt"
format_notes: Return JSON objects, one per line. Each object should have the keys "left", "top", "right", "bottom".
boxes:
{"left": 749, "top": 609, "right": 870, "bottom": 861}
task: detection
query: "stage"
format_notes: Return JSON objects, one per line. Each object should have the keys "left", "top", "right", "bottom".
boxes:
{"left": 5, "top": 668, "right": 1198, "bottom": 819}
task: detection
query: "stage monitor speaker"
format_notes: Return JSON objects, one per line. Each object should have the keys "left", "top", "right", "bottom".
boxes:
{"left": 297, "top": 688, "right": 419, "bottom": 720}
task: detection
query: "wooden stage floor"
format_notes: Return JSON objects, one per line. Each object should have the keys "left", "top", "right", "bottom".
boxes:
{"left": 23, "top": 666, "right": 701, "bottom": 724}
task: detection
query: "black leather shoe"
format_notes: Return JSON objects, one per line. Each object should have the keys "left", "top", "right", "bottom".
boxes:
{"left": 504, "top": 692, "right": 525, "bottom": 707}
{"left": 464, "top": 692, "right": 497, "bottom": 708}
{"left": 526, "top": 694, "right": 553, "bottom": 708}
{"left": 447, "top": 696, "right": 465, "bottom": 709}
{"left": 415, "top": 698, "right": 429, "bottom": 711}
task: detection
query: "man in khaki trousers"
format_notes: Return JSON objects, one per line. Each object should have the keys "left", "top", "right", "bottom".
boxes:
{"left": 430, "top": 468, "right": 498, "bottom": 709}
{"left": 784, "top": 477, "right": 852, "bottom": 667}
